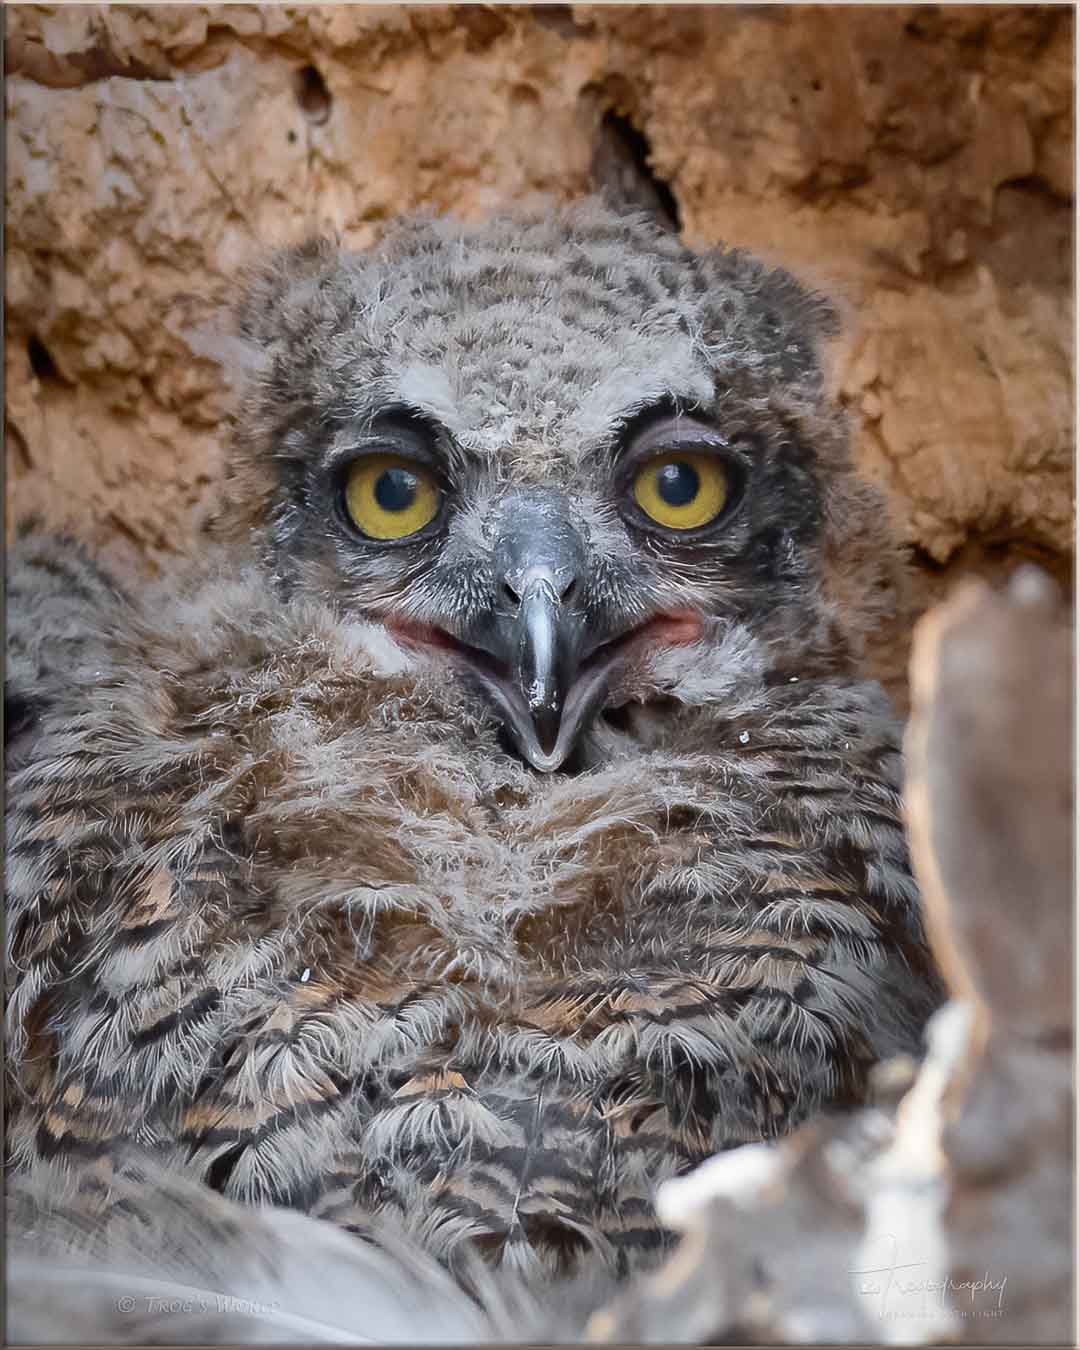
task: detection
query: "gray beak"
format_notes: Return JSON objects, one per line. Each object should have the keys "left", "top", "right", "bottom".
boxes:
{"left": 509, "top": 567, "right": 578, "bottom": 757}
{"left": 470, "top": 492, "right": 607, "bottom": 772}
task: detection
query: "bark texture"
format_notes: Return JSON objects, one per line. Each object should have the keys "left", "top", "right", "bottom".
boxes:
{"left": 4, "top": 4, "right": 1074, "bottom": 699}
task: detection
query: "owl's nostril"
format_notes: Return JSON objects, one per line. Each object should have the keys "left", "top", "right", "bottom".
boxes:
{"left": 501, "top": 571, "right": 577, "bottom": 613}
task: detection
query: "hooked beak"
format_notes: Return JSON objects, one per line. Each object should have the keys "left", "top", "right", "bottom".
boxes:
{"left": 462, "top": 578, "right": 702, "bottom": 772}
{"left": 512, "top": 570, "right": 570, "bottom": 757}
{"left": 480, "top": 562, "right": 612, "bottom": 773}
{"left": 478, "top": 492, "right": 598, "bottom": 772}
{"left": 387, "top": 490, "right": 703, "bottom": 773}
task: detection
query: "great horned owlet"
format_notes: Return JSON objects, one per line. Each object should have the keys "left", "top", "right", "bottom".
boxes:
{"left": 6, "top": 201, "right": 942, "bottom": 1304}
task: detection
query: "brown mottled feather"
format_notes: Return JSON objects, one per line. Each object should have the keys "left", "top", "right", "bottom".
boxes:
{"left": 7, "top": 565, "right": 939, "bottom": 1280}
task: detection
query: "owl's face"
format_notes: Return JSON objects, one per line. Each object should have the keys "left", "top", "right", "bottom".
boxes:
{"left": 224, "top": 203, "right": 883, "bottom": 770}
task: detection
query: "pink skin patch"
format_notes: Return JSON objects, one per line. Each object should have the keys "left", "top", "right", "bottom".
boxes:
{"left": 608, "top": 609, "right": 705, "bottom": 704}
{"left": 385, "top": 610, "right": 704, "bottom": 670}
{"left": 384, "top": 608, "right": 706, "bottom": 770}
{"left": 635, "top": 610, "right": 705, "bottom": 649}
{"left": 386, "top": 618, "right": 465, "bottom": 659}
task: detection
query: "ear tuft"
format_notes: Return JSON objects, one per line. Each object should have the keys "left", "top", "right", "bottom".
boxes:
{"left": 233, "top": 235, "right": 344, "bottom": 351}
{"left": 696, "top": 245, "right": 848, "bottom": 392}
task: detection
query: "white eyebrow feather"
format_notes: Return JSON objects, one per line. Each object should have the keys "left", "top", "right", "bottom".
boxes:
{"left": 391, "top": 361, "right": 459, "bottom": 428}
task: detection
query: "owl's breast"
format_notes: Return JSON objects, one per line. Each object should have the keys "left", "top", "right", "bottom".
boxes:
{"left": 6, "top": 602, "right": 938, "bottom": 1280}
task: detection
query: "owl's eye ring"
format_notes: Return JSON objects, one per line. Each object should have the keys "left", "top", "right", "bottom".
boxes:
{"left": 628, "top": 450, "right": 735, "bottom": 534}
{"left": 615, "top": 411, "right": 745, "bottom": 537}
{"left": 340, "top": 453, "right": 443, "bottom": 542}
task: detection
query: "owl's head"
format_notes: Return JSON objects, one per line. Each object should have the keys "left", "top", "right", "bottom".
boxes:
{"left": 219, "top": 200, "right": 898, "bottom": 771}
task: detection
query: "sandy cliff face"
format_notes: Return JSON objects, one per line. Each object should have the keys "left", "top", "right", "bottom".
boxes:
{"left": 4, "top": 4, "right": 1073, "bottom": 698}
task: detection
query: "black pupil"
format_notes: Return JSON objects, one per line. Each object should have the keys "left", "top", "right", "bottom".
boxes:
{"left": 656, "top": 461, "right": 699, "bottom": 507}
{"left": 374, "top": 467, "right": 418, "bottom": 513}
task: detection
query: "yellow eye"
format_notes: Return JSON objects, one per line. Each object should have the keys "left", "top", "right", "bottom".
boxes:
{"left": 344, "top": 455, "right": 441, "bottom": 540}
{"left": 632, "top": 452, "right": 730, "bottom": 531}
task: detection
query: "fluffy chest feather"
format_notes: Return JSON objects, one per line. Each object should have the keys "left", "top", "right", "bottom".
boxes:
{"left": 5, "top": 571, "right": 939, "bottom": 1277}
